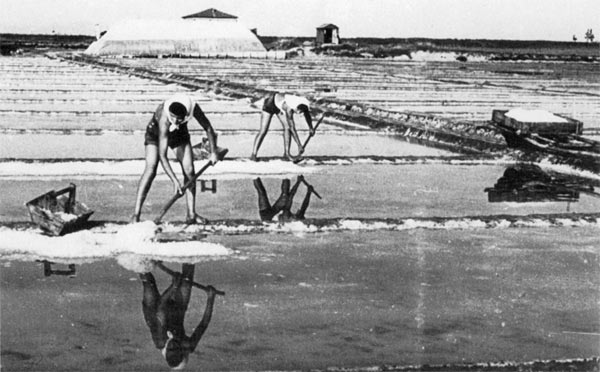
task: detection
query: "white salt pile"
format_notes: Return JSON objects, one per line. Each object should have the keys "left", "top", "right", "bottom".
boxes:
{"left": 55, "top": 212, "right": 79, "bottom": 222}
{"left": 505, "top": 109, "right": 568, "bottom": 123}
{"left": 0, "top": 221, "right": 233, "bottom": 272}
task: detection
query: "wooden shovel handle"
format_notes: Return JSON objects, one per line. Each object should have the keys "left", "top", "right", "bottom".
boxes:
{"left": 156, "top": 262, "right": 225, "bottom": 296}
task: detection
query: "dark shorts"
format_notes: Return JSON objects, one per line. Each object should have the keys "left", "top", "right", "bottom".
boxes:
{"left": 262, "top": 93, "right": 281, "bottom": 115}
{"left": 144, "top": 116, "right": 190, "bottom": 149}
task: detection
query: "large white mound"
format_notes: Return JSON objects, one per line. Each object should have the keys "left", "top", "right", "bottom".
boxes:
{"left": 85, "top": 18, "right": 266, "bottom": 56}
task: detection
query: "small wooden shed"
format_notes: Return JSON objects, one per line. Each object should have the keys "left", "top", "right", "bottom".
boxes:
{"left": 316, "top": 24, "right": 339, "bottom": 45}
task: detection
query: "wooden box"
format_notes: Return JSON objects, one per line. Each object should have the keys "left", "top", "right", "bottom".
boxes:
{"left": 25, "top": 183, "right": 94, "bottom": 236}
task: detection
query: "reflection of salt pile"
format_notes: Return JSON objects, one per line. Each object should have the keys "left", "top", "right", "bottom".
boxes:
{"left": 114, "top": 222, "right": 158, "bottom": 273}
{"left": 117, "top": 254, "right": 155, "bottom": 273}
{"left": 113, "top": 221, "right": 232, "bottom": 273}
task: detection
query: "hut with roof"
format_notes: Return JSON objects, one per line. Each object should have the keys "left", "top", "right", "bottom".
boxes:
{"left": 316, "top": 24, "right": 339, "bottom": 45}
{"left": 85, "top": 8, "right": 272, "bottom": 58}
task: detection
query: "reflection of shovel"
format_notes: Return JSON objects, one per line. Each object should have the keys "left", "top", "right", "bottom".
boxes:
{"left": 156, "top": 261, "right": 225, "bottom": 296}
{"left": 299, "top": 178, "right": 322, "bottom": 199}
{"left": 293, "top": 113, "right": 327, "bottom": 163}
{"left": 154, "top": 147, "right": 228, "bottom": 224}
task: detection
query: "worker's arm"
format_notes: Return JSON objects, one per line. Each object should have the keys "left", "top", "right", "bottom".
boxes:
{"left": 283, "top": 103, "right": 304, "bottom": 152}
{"left": 188, "top": 286, "right": 218, "bottom": 351}
{"left": 157, "top": 113, "right": 182, "bottom": 195}
{"left": 193, "top": 103, "right": 219, "bottom": 165}
{"left": 303, "top": 109, "right": 315, "bottom": 135}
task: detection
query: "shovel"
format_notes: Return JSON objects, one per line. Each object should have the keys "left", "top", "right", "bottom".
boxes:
{"left": 156, "top": 261, "right": 225, "bottom": 296}
{"left": 293, "top": 112, "right": 327, "bottom": 163}
{"left": 154, "top": 147, "right": 228, "bottom": 224}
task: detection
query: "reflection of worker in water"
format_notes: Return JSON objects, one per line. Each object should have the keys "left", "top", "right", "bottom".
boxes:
{"left": 250, "top": 93, "right": 314, "bottom": 162}
{"left": 253, "top": 175, "right": 317, "bottom": 222}
{"left": 139, "top": 264, "right": 217, "bottom": 369}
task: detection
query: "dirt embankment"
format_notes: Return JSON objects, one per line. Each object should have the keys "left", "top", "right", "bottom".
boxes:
{"left": 0, "top": 33, "right": 95, "bottom": 55}
{"left": 260, "top": 36, "right": 600, "bottom": 62}
{"left": 4, "top": 33, "right": 598, "bottom": 62}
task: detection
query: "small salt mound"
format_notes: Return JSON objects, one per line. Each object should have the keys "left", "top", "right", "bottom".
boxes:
{"left": 55, "top": 212, "right": 79, "bottom": 222}
{"left": 113, "top": 222, "right": 232, "bottom": 269}
{"left": 505, "top": 109, "right": 568, "bottom": 123}
{"left": 114, "top": 220, "right": 158, "bottom": 244}
{"left": 0, "top": 228, "right": 114, "bottom": 260}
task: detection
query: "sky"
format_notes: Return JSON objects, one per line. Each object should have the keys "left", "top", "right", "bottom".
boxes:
{"left": 1, "top": 0, "right": 599, "bottom": 41}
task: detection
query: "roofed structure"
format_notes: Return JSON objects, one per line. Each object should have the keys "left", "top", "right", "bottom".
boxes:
{"left": 182, "top": 8, "right": 237, "bottom": 19}
{"left": 316, "top": 24, "right": 339, "bottom": 30}
{"left": 316, "top": 23, "right": 339, "bottom": 45}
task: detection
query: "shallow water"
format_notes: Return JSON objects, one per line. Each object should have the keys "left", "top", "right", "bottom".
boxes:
{"left": 1, "top": 229, "right": 598, "bottom": 371}
{"left": 2, "top": 164, "right": 599, "bottom": 223}
{"left": 2, "top": 55, "right": 599, "bottom": 371}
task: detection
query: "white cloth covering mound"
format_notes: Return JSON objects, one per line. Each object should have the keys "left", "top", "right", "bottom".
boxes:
{"left": 85, "top": 18, "right": 266, "bottom": 56}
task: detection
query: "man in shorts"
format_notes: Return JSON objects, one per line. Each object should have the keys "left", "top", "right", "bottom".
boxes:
{"left": 250, "top": 92, "right": 315, "bottom": 161}
{"left": 132, "top": 94, "right": 219, "bottom": 224}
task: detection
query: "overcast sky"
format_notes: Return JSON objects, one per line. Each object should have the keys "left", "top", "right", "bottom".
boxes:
{"left": 1, "top": 0, "right": 598, "bottom": 41}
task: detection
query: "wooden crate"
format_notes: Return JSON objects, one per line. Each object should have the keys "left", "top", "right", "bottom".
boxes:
{"left": 25, "top": 183, "right": 94, "bottom": 236}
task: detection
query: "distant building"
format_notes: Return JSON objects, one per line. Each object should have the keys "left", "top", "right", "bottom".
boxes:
{"left": 85, "top": 8, "right": 266, "bottom": 57}
{"left": 316, "top": 24, "right": 339, "bottom": 45}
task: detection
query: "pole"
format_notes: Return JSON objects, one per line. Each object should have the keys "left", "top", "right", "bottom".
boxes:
{"left": 154, "top": 148, "right": 228, "bottom": 224}
{"left": 156, "top": 262, "right": 225, "bottom": 296}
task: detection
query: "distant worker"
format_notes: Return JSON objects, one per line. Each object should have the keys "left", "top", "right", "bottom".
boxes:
{"left": 250, "top": 92, "right": 315, "bottom": 162}
{"left": 253, "top": 175, "right": 317, "bottom": 222}
{"left": 132, "top": 94, "right": 219, "bottom": 224}
{"left": 139, "top": 263, "right": 218, "bottom": 370}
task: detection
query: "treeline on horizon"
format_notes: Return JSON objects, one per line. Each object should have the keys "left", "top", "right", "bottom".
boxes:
{"left": 259, "top": 35, "right": 598, "bottom": 49}
{"left": 3, "top": 33, "right": 597, "bottom": 47}
{"left": 1, "top": 33, "right": 598, "bottom": 57}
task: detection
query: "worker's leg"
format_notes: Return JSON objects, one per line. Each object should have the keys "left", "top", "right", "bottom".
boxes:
{"left": 273, "top": 178, "right": 291, "bottom": 211}
{"left": 251, "top": 112, "right": 273, "bottom": 160}
{"left": 276, "top": 113, "right": 293, "bottom": 159}
{"left": 175, "top": 143, "right": 206, "bottom": 224}
{"left": 253, "top": 178, "right": 277, "bottom": 220}
{"left": 178, "top": 264, "right": 195, "bottom": 311}
{"left": 132, "top": 144, "right": 159, "bottom": 222}
{"left": 139, "top": 272, "right": 160, "bottom": 323}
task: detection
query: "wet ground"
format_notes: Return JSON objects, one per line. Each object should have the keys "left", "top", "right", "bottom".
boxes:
{"left": 2, "top": 227, "right": 599, "bottom": 371}
{"left": 2, "top": 164, "right": 600, "bottom": 223}
{"left": 1, "top": 56, "right": 599, "bottom": 371}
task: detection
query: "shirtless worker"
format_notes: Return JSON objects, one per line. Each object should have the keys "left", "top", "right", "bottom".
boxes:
{"left": 132, "top": 94, "right": 219, "bottom": 224}
{"left": 139, "top": 264, "right": 218, "bottom": 370}
{"left": 250, "top": 92, "right": 315, "bottom": 161}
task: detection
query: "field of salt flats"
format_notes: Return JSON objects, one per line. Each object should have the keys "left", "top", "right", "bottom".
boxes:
{"left": 1, "top": 55, "right": 599, "bottom": 371}
{"left": 106, "top": 57, "right": 600, "bottom": 129}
